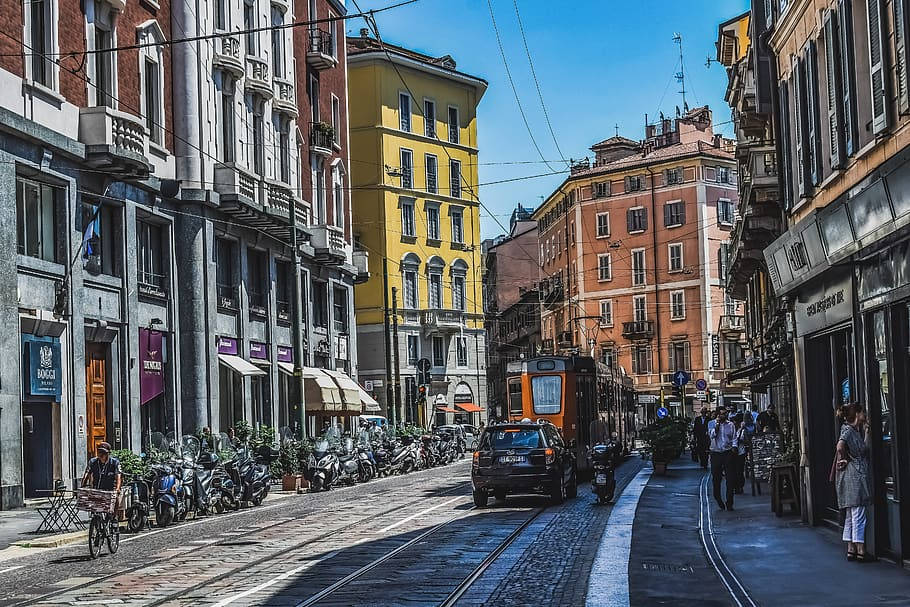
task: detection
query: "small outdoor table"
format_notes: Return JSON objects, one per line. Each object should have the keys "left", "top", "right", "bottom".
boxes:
{"left": 34, "top": 489, "right": 86, "bottom": 534}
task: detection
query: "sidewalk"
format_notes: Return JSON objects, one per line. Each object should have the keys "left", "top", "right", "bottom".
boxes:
{"left": 0, "top": 501, "right": 87, "bottom": 550}
{"left": 630, "top": 457, "right": 910, "bottom": 607}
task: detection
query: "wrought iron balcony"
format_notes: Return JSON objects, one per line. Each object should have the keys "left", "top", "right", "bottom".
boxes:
{"left": 244, "top": 56, "right": 271, "bottom": 98}
{"left": 78, "top": 106, "right": 150, "bottom": 179}
{"left": 421, "top": 309, "right": 466, "bottom": 334}
{"left": 310, "top": 122, "right": 335, "bottom": 156}
{"left": 213, "top": 34, "right": 244, "bottom": 76}
{"left": 622, "top": 320, "right": 655, "bottom": 340}
{"left": 306, "top": 29, "right": 338, "bottom": 70}
{"left": 308, "top": 224, "right": 348, "bottom": 265}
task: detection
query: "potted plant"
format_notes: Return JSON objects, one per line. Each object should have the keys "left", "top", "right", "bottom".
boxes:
{"left": 279, "top": 439, "right": 301, "bottom": 491}
{"left": 638, "top": 416, "right": 689, "bottom": 475}
{"left": 296, "top": 438, "right": 315, "bottom": 491}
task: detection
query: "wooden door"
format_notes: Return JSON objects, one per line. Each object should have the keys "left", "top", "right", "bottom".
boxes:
{"left": 85, "top": 346, "right": 108, "bottom": 457}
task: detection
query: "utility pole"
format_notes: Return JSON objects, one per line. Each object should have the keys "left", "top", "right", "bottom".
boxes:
{"left": 289, "top": 199, "right": 307, "bottom": 440}
{"left": 391, "top": 287, "right": 402, "bottom": 425}
{"left": 673, "top": 33, "right": 688, "bottom": 112}
{"left": 382, "top": 259, "right": 394, "bottom": 426}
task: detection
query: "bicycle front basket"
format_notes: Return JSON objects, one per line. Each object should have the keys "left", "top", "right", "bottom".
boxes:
{"left": 76, "top": 488, "right": 118, "bottom": 514}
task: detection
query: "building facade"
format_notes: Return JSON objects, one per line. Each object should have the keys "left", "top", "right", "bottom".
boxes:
{"left": 0, "top": 0, "right": 362, "bottom": 508}
{"left": 348, "top": 32, "right": 488, "bottom": 427}
{"left": 483, "top": 205, "right": 541, "bottom": 419}
{"left": 747, "top": 0, "right": 910, "bottom": 563}
{"left": 535, "top": 108, "right": 745, "bottom": 420}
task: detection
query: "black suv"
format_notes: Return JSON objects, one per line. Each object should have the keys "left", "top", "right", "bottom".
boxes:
{"left": 471, "top": 421, "right": 577, "bottom": 507}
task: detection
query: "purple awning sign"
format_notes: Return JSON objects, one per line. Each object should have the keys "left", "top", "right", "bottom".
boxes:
{"left": 277, "top": 346, "right": 293, "bottom": 363}
{"left": 250, "top": 341, "right": 268, "bottom": 360}
{"left": 140, "top": 328, "right": 165, "bottom": 405}
{"left": 217, "top": 336, "right": 238, "bottom": 355}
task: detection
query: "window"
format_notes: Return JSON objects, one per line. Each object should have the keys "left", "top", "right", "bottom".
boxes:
{"left": 244, "top": 1, "right": 256, "bottom": 53}
{"left": 448, "top": 106, "right": 459, "bottom": 143}
{"left": 596, "top": 212, "right": 610, "bottom": 238}
{"left": 333, "top": 287, "right": 348, "bottom": 334}
{"left": 668, "top": 341, "right": 691, "bottom": 372}
{"left": 313, "top": 281, "right": 328, "bottom": 328}
{"left": 669, "top": 243, "right": 683, "bottom": 272}
{"left": 424, "top": 99, "right": 436, "bottom": 138}
{"left": 627, "top": 208, "right": 647, "bottom": 232}
{"left": 432, "top": 336, "right": 445, "bottom": 366}
{"left": 309, "top": 75, "right": 320, "bottom": 122}
{"left": 719, "top": 242, "right": 731, "bottom": 282}
{"left": 716, "top": 166, "right": 731, "bottom": 184}
{"left": 313, "top": 156, "right": 326, "bottom": 224}
{"left": 665, "top": 167, "right": 683, "bottom": 185}
{"left": 723, "top": 341, "right": 745, "bottom": 369}
{"left": 597, "top": 254, "right": 612, "bottom": 281}
{"left": 451, "top": 209, "right": 464, "bottom": 244}
{"left": 531, "top": 376, "right": 562, "bottom": 414}
{"left": 595, "top": 182, "right": 609, "bottom": 198}
{"left": 456, "top": 337, "right": 468, "bottom": 367}
{"left": 403, "top": 270, "right": 418, "bottom": 308}
{"left": 426, "top": 205, "right": 440, "bottom": 240}
{"left": 271, "top": 8, "right": 284, "bottom": 76}
{"left": 824, "top": 10, "right": 845, "bottom": 168}
{"left": 625, "top": 175, "right": 644, "bottom": 192}
{"left": 407, "top": 334, "right": 419, "bottom": 366}
{"left": 725, "top": 294, "right": 738, "bottom": 316}
{"left": 450, "top": 160, "right": 462, "bottom": 198}
{"left": 508, "top": 378, "right": 523, "bottom": 417}
{"left": 868, "top": 0, "right": 888, "bottom": 134}
{"left": 400, "top": 149, "right": 413, "bottom": 189}
{"left": 137, "top": 220, "right": 165, "bottom": 291}
{"left": 429, "top": 272, "right": 442, "bottom": 308}
{"left": 633, "top": 294, "right": 647, "bottom": 322}
{"left": 277, "top": 114, "right": 291, "bottom": 184}
{"left": 838, "top": 2, "right": 858, "bottom": 158}
{"left": 632, "top": 345, "right": 652, "bottom": 375}
{"left": 247, "top": 248, "right": 268, "bottom": 313}
{"left": 401, "top": 199, "right": 415, "bottom": 237}
{"left": 215, "top": 238, "right": 238, "bottom": 308}
{"left": 16, "top": 177, "right": 59, "bottom": 262}
{"left": 670, "top": 290, "right": 685, "bottom": 320}
{"left": 91, "top": 3, "right": 115, "bottom": 108}
{"left": 717, "top": 199, "right": 734, "bottom": 225}
{"left": 218, "top": 74, "right": 236, "bottom": 163}
{"left": 601, "top": 346, "right": 615, "bottom": 369}
{"left": 599, "top": 300, "right": 613, "bottom": 326}
{"left": 327, "top": 12, "right": 337, "bottom": 57}
{"left": 275, "top": 260, "right": 291, "bottom": 320}
{"left": 632, "top": 249, "right": 646, "bottom": 286}
{"left": 331, "top": 95, "right": 341, "bottom": 145}
{"left": 81, "top": 201, "right": 120, "bottom": 276}
{"left": 425, "top": 154, "right": 438, "bottom": 194}
{"left": 332, "top": 165, "right": 344, "bottom": 229}
{"left": 215, "top": 0, "right": 228, "bottom": 30}
{"left": 28, "top": 0, "right": 55, "bottom": 87}
{"left": 143, "top": 57, "right": 162, "bottom": 144}
{"left": 664, "top": 200, "right": 685, "bottom": 227}
{"left": 452, "top": 275, "right": 466, "bottom": 311}
{"left": 399, "top": 93, "right": 411, "bottom": 131}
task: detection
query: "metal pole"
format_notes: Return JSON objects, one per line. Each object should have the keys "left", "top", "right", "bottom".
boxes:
{"left": 382, "top": 259, "right": 394, "bottom": 426}
{"left": 391, "top": 287, "right": 402, "bottom": 425}
{"left": 290, "top": 199, "right": 307, "bottom": 440}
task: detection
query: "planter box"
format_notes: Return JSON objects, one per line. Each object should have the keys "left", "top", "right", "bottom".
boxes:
{"left": 282, "top": 474, "right": 302, "bottom": 491}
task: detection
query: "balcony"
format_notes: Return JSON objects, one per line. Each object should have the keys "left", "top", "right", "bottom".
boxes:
{"left": 622, "top": 320, "right": 655, "bottom": 340}
{"left": 270, "top": 0, "right": 290, "bottom": 12}
{"left": 306, "top": 29, "right": 338, "bottom": 70}
{"left": 213, "top": 163, "right": 258, "bottom": 203}
{"left": 720, "top": 315, "right": 746, "bottom": 334}
{"left": 557, "top": 331, "right": 573, "bottom": 347}
{"left": 740, "top": 146, "right": 778, "bottom": 206}
{"left": 353, "top": 249, "right": 370, "bottom": 284}
{"left": 78, "top": 106, "right": 150, "bottom": 179}
{"left": 421, "top": 309, "right": 466, "bottom": 334}
{"left": 213, "top": 34, "right": 244, "bottom": 76}
{"left": 244, "top": 56, "right": 271, "bottom": 98}
{"left": 308, "top": 224, "right": 347, "bottom": 265}
{"left": 272, "top": 78, "right": 297, "bottom": 116}
{"left": 310, "top": 122, "right": 335, "bottom": 156}
{"left": 541, "top": 338, "right": 554, "bottom": 353}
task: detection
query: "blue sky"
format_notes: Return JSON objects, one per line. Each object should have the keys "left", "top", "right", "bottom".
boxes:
{"left": 353, "top": 0, "right": 750, "bottom": 239}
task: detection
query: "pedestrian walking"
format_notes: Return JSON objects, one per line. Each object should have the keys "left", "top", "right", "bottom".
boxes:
{"left": 732, "top": 413, "right": 748, "bottom": 494}
{"left": 832, "top": 403, "right": 873, "bottom": 562}
{"left": 692, "top": 407, "right": 711, "bottom": 469}
{"left": 708, "top": 408, "right": 737, "bottom": 511}
{"left": 757, "top": 404, "right": 780, "bottom": 433}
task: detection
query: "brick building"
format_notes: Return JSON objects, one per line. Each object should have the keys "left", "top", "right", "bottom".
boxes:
{"left": 535, "top": 107, "right": 745, "bottom": 419}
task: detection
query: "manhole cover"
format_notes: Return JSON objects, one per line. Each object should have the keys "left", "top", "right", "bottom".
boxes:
{"left": 641, "top": 562, "right": 694, "bottom": 574}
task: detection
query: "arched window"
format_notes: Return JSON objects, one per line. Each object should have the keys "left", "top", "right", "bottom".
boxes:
{"left": 137, "top": 20, "right": 166, "bottom": 145}
{"left": 450, "top": 259, "right": 468, "bottom": 312}
{"left": 401, "top": 253, "right": 421, "bottom": 309}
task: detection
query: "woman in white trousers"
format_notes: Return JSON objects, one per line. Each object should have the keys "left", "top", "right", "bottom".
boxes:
{"left": 835, "top": 403, "right": 872, "bottom": 562}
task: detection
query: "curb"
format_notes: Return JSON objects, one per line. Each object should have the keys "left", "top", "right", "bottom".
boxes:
{"left": 11, "top": 529, "right": 87, "bottom": 549}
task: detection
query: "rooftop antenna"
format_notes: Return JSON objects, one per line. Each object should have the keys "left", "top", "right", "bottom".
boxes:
{"left": 615, "top": 123, "right": 619, "bottom": 137}
{"left": 673, "top": 33, "right": 688, "bottom": 112}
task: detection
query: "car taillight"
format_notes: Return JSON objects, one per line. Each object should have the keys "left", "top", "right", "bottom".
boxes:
{"left": 473, "top": 451, "right": 480, "bottom": 464}
{"left": 545, "top": 448, "right": 555, "bottom": 465}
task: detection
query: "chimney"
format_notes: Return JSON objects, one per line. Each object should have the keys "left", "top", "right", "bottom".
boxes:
{"left": 713, "top": 133, "right": 722, "bottom": 148}
{"left": 360, "top": 28, "right": 370, "bottom": 39}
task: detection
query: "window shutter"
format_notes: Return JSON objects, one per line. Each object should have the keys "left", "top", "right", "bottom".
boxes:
{"left": 679, "top": 202, "right": 686, "bottom": 225}
{"left": 824, "top": 12, "right": 845, "bottom": 169}
{"left": 839, "top": 0, "right": 858, "bottom": 155}
{"left": 624, "top": 176, "right": 631, "bottom": 192}
{"left": 867, "top": 0, "right": 889, "bottom": 133}
{"left": 641, "top": 209, "right": 648, "bottom": 232}
{"left": 626, "top": 208, "right": 634, "bottom": 232}
{"left": 779, "top": 81, "right": 794, "bottom": 210}
{"left": 896, "top": 0, "right": 910, "bottom": 114}
{"left": 663, "top": 204, "right": 672, "bottom": 227}
{"left": 792, "top": 60, "right": 807, "bottom": 198}
{"left": 764, "top": 0, "right": 774, "bottom": 27}
{"left": 805, "top": 41, "right": 821, "bottom": 185}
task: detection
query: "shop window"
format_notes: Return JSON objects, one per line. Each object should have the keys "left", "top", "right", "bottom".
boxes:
{"left": 247, "top": 248, "right": 268, "bottom": 315}
{"left": 81, "top": 201, "right": 121, "bottom": 276}
{"left": 17, "top": 177, "right": 61, "bottom": 263}
{"left": 215, "top": 238, "right": 238, "bottom": 310}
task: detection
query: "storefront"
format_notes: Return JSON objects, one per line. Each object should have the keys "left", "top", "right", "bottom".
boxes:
{"left": 21, "top": 334, "right": 62, "bottom": 498}
{"left": 216, "top": 336, "right": 266, "bottom": 432}
{"left": 139, "top": 328, "right": 167, "bottom": 447}
{"left": 249, "top": 341, "right": 271, "bottom": 427}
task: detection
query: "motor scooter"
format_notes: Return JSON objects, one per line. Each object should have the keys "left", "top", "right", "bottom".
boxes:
{"left": 123, "top": 462, "right": 154, "bottom": 533}
{"left": 309, "top": 428, "right": 342, "bottom": 491}
{"left": 590, "top": 442, "right": 617, "bottom": 504}
{"left": 153, "top": 462, "right": 188, "bottom": 527}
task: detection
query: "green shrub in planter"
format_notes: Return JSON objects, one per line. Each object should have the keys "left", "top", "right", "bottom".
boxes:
{"left": 111, "top": 449, "right": 148, "bottom": 478}
{"left": 278, "top": 439, "right": 300, "bottom": 476}
{"left": 638, "top": 416, "right": 690, "bottom": 463}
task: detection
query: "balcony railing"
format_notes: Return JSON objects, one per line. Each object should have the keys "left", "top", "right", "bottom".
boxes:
{"left": 306, "top": 29, "right": 337, "bottom": 70}
{"left": 720, "top": 315, "right": 745, "bottom": 333}
{"left": 213, "top": 34, "right": 243, "bottom": 75}
{"left": 245, "top": 56, "right": 271, "bottom": 97}
{"left": 622, "top": 320, "right": 655, "bottom": 340}
{"left": 310, "top": 122, "right": 334, "bottom": 155}
{"left": 78, "top": 106, "right": 150, "bottom": 178}
{"left": 421, "top": 309, "right": 466, "bottom": 334}
{"left": 308, "top": 224, "right": 348, "bottom": 265}
{"left": 214, "top": 163, "right": 258, "bottom": 202}
{"left": 272, "top": 78, "right": 297, "bottom": 116}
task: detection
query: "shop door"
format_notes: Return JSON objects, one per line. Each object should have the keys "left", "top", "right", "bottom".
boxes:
{"left": 22, "top": 403, "right": 52, "bottom": 498}
{"left": 85, "top": 346, "right": 108, "bottom": 457}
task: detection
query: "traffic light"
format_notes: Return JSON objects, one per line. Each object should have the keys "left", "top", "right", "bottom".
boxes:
{"left": 708, "top": 389, "right": 717, "bottom": 404}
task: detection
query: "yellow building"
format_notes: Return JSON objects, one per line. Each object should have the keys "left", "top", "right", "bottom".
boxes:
{"left": 347, "top": 32, "right": 488, "bottom": 426}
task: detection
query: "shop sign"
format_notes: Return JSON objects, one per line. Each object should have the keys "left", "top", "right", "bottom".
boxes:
{"left": 23, "top": 335, "right": 61, "bottom": 399}
{"left": 217, "top": 336, "right": 239, "bottom": 355}
{"left": 364, "top": 380, "right": 373, "bottom": 391}
{"left": 637, "top": 394, "right": 657, "bottom": 404}
{"left": 250, "top": 341, "right": 268, "bottom": 360}
{"left": 277, "top": 346, "right": 293, "bottom": 363}
{"left": 794, "top": 274, "right": 853, "bottom": 337}
{"left": 139, "top": 329, "right": 165, "bottom": 405}
{"left": 711, "top": 334, "right": 720, "bottom": 368}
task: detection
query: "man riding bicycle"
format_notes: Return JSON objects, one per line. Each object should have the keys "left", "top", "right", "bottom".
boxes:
{"left": 82, "top": 442, "right": 122, "bottom": 493}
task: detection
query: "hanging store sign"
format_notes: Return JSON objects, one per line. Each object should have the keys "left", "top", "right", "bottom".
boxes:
{"left": 139, "top": 328, "right": 165, "bottom": 405}
{"left": 217, "top": 336, "right": 239, "bottom": 355}
{"left": 277, "top": 346, "right": 293, "bottom": 363}
{"left": 711, "top": 334, "right": 720, "bottom": 369}
{"left": 794, "top": 273, "right": 853, "bottom": 337}
{"left": 249, "top": 341, "right": 269, "bottom": 360}
{"left": 24, "top": 335, "right": 62, "bottom": 399}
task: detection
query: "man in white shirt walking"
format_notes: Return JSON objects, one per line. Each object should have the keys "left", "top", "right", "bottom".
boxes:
{"left": 708, "top": 407, "right": 738, "bottom": 511}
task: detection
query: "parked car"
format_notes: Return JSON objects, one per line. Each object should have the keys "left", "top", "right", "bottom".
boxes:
{"left": 471, "top": 420, "right": 577, "bottom": 507}
{"left": 460, "top": 424, "right": 480, "bottom": 450}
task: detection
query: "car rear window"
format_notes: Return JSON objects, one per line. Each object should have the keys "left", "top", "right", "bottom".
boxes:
{"left": 487, "top": 429, "right": 542, "bottom": 449}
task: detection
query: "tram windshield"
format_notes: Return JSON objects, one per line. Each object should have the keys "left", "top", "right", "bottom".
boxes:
{"left": 531, "top": 375, "right": 562, "bottom": 414}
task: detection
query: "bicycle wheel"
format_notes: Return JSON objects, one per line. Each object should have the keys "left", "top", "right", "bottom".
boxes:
{"left": 106, "top": 515, "right": 120, "bottom": 554}
{"left": 88, "top": 516, "right": 104, "bottom": 559}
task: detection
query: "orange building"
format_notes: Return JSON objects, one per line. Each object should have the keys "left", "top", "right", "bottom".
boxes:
{"left": 535, "top": 107, "right": 744, "bottom": 417}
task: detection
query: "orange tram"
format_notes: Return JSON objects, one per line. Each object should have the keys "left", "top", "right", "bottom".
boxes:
{"left": 504, "top": 356, "right": 637, "bottom": 471}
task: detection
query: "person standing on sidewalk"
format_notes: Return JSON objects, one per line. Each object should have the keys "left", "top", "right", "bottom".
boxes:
{"left": 732, "top": 413, "right": 749, "bottom": 494}
{"left": 708, "top": 408, "right": 737, "bottom": 511}
{"left": 757, "top": 404, "right": 780, "bottom": 433}
{"left": 834, "top": 403, "right": 873, "bottom": 562}
{"left": 692, "top": 407, "right": 711, "bottom": 469}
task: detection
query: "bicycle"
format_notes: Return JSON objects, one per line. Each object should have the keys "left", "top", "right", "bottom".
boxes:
{"left": 76, "top": 488, "right": 121, "bottom": 559}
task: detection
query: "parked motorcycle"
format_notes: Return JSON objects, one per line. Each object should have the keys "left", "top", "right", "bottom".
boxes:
{"left": 590, "top": 442, "right": 617, "bottom": 504}
{"left": 309, "top": 427, "right": 342, "bottom": 491}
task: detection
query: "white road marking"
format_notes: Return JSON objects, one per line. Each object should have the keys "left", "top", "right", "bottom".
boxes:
{"left": 210, "top": 551, "right": 339, "bottom": 607}
{"left": 378, "top": 496, "right": 464, "bottom": 533}
{"left": 585, "top": 467, "right": 652, "bottom": 607}
{"left": 0, "top": 565, "right": 24, "bottom": 574}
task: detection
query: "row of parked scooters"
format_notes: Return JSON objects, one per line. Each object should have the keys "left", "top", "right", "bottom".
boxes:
{"left": 306, "top": 423, "right": 467, "bottom": 491}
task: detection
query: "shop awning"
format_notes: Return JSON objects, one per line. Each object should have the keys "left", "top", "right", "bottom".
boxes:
{"left": 454, "top": 402, "right": 483, "bottom": 413}
{"left": 218, "top": 354, "right": 267, "bottom": 377}
{"left": 306, "top": 369, "right": 342, "bottom": 412}
{"left": 357, "top": 384, "right": 380, "bottom": 412}
{"left": 323, "top": 370, "right": 362, "bottom": 412}
{"left": 436, "top": 406, "right": 459, "bottom": 413}
{"left": 752, "top": 361, "right": 788, "bottom": 390}
{"left": 277, "top": 362, "right": 295, "bottom": 376}
{"left": 725, "top": 359, "right": 774, "bottom": 383}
